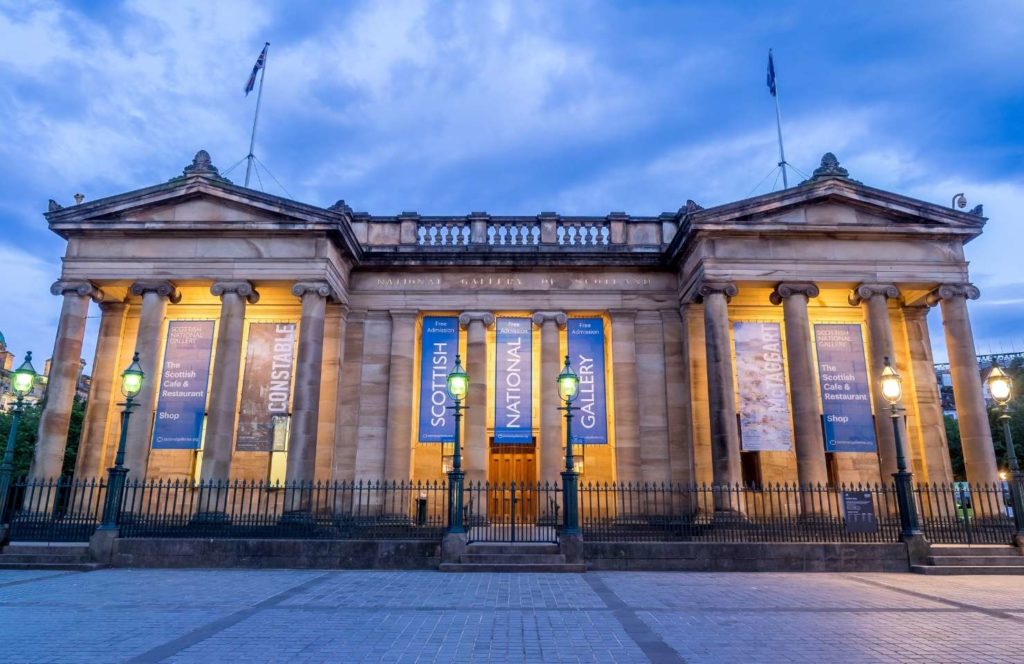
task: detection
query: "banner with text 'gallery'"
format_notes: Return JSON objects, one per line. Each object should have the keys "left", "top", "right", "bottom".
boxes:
{"left": 733, "top": 322, "right": 793, "bottom": 451}
{"left": 418, "top": 316, "right": 460, "bottom": 443}
{"left": 493, "top": 317, "right": 533, "bottom": 443}
{"left": 566, "top": 318, "right": 608, "bottom": 444}
{"left": 236, "top": 322, "right": 297, "bottom": 452}
{"left": 152, "top": 320, "right": 215, "bottom": 450}
{"left": 814, "top": 323, "right": 877, "bottom": 453}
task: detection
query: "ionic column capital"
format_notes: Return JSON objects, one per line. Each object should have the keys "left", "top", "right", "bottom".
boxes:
{"left": 769, "top": 282, "right": 819, "bottom": 305}
{"left": 458, "top": 311, "right": 495, "bottom": 329}
{"left": 50, "top": 280, "right": 102, "bottom": 302}
{"left": 926, "top": 283, "right": 981, "bottom": 307}
{"left": 531, "top": 311, "right": 567, "bottom": 329}
{"left": 849, "top": 283, "right": 900, "bottom": 306}
{"left": 211, "top": 281, "right": 259, "bottom": 304}
{"left": 291, "top": 281, "right": 334, "bottom": 300}
{"left": 129, "top": 280, "right": 181, "bottom": 304}
{"left": 696, "top": 281, "right": 738, "bottom": 302}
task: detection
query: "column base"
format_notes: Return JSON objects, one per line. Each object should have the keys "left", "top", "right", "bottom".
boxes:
{"left": 902, "top": 533, "right": 930, "bottom": 566}
{"left": 88, "top": 527, "right": 118, "bottom": 565}
{"left": 441, "top": 532, "right": 468, "bottom": 564}
{"left": 559, "top": 533, "right": 584, "bottom": 564}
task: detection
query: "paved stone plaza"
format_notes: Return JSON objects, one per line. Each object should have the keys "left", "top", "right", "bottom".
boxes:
{"left": 1, "top": 569, "right": 1023, "bottom": 663}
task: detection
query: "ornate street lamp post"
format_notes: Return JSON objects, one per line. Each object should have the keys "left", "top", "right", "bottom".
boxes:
{"left": 0, "top": 352, "right": 38, "bottom": 521}
{"left": 99, "top": 353, "right": 144, "bottom": 530}
{"left": 445, "top": 355, "right": 468, "bottom": 534}
{"left": 986, "top": 361, "right": 1024, "bottom": 538}
{"left": 880, "top": 356, "right": 921, "bottom": 537}
{"left": 557, "top": 355, "right": 581, "bottom": 535}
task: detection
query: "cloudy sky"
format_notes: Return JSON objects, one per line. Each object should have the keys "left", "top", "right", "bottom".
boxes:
{"left": 1, "top": 0, "right": 1022, "bottom": 368}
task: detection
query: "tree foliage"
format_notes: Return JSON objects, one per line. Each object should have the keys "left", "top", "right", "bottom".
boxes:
{"left": 947, "top": 357, "right": 1024, "bottom": 481}
{"left": 0, "top": 396, "right": 86, "bottom": 476}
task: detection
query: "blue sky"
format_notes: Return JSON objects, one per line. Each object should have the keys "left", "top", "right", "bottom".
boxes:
{"left": 1, "top": 0, "right": 1022, "bottom": 367}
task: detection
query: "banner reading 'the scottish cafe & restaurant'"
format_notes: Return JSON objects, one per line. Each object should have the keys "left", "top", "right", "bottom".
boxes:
{"left": 814, "top": 323, "right": 877, "bottom": 453}
{"left": 152, "top": 320, "right": 215, "bottom": 449}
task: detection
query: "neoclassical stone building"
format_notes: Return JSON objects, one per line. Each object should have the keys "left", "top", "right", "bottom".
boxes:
{"left": 33, "top": 150, "right": 996, "bottom": 491}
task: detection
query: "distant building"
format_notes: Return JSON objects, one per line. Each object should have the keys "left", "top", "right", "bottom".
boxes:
{"left": 0, "top": 330, "right": 89, "bottom": 411}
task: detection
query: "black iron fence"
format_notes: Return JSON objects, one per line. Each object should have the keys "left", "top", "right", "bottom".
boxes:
{"left": 0, "top": 476, "right": 1018, "bottom": 546}
{"left": 579, "top": 482, "right": 903, "bottom": 543}
{"left": 465, "top": 481, "right": 561, "bottom": 543}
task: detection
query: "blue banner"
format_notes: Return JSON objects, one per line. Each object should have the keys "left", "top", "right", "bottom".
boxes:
{"left": 494, "top": 317, "right": 533, "bottom": 443}
{"left": 418, "top": 316, "right": 459, "bottom": 443}
{"left": 152, "top": 320, "right": 215, "bottom": 450}
{"left": 814, "top": 323, "right": 877, "bottom": 453}
{"left": 566, "top": 318, "right": 608, "bottom": 444}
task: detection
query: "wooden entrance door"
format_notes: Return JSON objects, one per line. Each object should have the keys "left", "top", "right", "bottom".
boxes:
{"left": 488, "top": 440, "right": 536, "bottom": 522}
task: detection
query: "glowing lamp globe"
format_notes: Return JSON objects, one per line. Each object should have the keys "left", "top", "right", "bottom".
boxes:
{"left": 879, "top": 356, "right": 902, "bottom": 405}
{"left": 557, "top": 355, "right": 580, "bottom": 403}
{"left": 11, "top": 352, "right": 38, "bottom": 397}
{"left": 120, "top": 352, "right": 145, "bottom": 398}
{"left": 986, "top": 362, "right": 1013, "bottom": 407}
{"left": 446, "top": 355, "right": 468, "bottom": 402}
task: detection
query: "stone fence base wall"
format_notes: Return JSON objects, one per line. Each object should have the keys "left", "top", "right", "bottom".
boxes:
{"left": 584, "top": 542, "right": 910, "bottom": 572}
{"left": 110, "top": 538, "right": 441, "bottom": 569}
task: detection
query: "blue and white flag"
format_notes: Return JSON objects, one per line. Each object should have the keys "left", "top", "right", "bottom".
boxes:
{"left": 767, "top": 49, "right": 777, "bottom": 97}
{"left": 245, "top": 43, "right": 269, "bottom": 96}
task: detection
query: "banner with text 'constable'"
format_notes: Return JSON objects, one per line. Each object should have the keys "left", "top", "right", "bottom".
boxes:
{"left": 236, "top": 322, "right": 297, "bottom": 452}
{"left": 733, "top": 322, "right": 793, "bottom": 451}
{"left": 566, "top": 318, "right": 608, "bottom": 444}
{"left": 814, "top": 323, "right": 877, "bottom": 453}
{"left": 418, "top": 316, "right": 459, "bottom": 443}
{"left": 494, "top": 317, "right": 533, "bottom": 443}
{"left": 152, "top": 320, "right": 215, "bottom": 449}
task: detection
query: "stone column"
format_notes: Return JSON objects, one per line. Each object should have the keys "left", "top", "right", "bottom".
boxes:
{"left": 352, "top": 312, "right": 393, "bottom": 481}
{"left": 850, "top": 284, "right": 908, "bottom": 481}
{"left": 123, "top": 281, "right": 180, "bottom": 478}
{"left": 610, "top": 311, "right": 641, "bottom": 483}
{"left": 532, "top": 311, "right": 567, "bottom": 486}
{"left": 699, "top": 282, "right": 742, "bottom": 490}
{"left": 74, "top": 302, "right": 127, "bottom": 478}
{"left": 928, "top": 284, "right": 997, "bottom": 484}
{"left": 635, "top": 311, "right": 671, "bottom": 485}
{"left": 200, "top": 282, "right": 259, "bottom": 483}
{"left": 904, "top": 305, "right": 953, "bottom": 483}
{"left": 32, "top": 281, "right": 101, "bottom": 479}
{"left": 770, "top": 282, "right": 828, "bottom": 488}
{"left": 459, "top": 312, "right": 493, "bottom": 484}
{"left": 285, "top": 282, "right": 332, "bottom": 484}
{"left": 662, "top": 307, "right": 695, "bottom": 487}
{"left": 384, "top": 311, "right": 418, "bottom": 481}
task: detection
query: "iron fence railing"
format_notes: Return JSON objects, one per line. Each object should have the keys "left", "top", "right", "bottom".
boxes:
{"left": 578, "top": 482, "right": 903, "bottom": 543}
{"left": 0, "top": 476, "right": 1018, "bottom": 546}
{"left": 465, "top": 482, "right": 561, "bottom": 543}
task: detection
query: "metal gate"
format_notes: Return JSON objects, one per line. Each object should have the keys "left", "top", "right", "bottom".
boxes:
{"left": 916, "top": 482, "right": 1016, "bottom": 545}
{"left": 465, "top": 482, "right": 561, "bottom": 543}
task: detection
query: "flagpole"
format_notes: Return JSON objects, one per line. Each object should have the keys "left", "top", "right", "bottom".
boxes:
{"left": 770, "top": 48, "right": 789, "bottom": 189}
{"left": 245, "top": 42, "right": 269, "bottom": 188}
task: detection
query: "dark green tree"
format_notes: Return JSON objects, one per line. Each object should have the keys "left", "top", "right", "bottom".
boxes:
{"left": 945, "top": 414, "right": 965, "bottom": 481}
{"left": 0, "top": 396, "right": 87, "bottom": 477}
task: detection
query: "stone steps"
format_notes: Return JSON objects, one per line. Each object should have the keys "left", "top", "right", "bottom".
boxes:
{"left": 912, "top": 544, "right": 1024, "bottom": 575}
{"left": 0, "top": 543, "right": 101, "bottom": 572}
{"left": 440, "top": 542, "right": 583, "bottom": 573}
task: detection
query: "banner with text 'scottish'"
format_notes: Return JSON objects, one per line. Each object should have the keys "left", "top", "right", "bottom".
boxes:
{"left": 236, "top": 322, "right": 297, "bottom": 452}
{"left": 566, "top": 317, "right": 608, "bottom": 444}
{"left": 814, "top": 323, "right": 877, "bottom": 453}
{"left": 152, "top": 320, "right": 215, "bottom": 450}
{"left": 418, "top": 316, "right": 460, "bottom": 443}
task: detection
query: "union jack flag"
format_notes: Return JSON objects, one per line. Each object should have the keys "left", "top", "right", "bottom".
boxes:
{"left": 244, "top": 43, "right": 269, "bottom": 96}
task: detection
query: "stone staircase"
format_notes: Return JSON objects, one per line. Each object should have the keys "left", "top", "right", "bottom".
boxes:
{"left": 912, "top": 544, "right": 1024, "bottom": 575}
{"left": 439, "top": 543, "right": 585, "bottom": 573}
{"left": 0, "top": 543, "right": 104, "bottom": 571}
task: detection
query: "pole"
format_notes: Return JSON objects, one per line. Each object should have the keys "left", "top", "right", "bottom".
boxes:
{"left": 999, "top": 407, "right": 1024, "bottom": 539}
{"left": 0, "top": 395, "right": 24, "bottom": 525}
{"left": 244, "top": 42, "right": 270, "bottom": 189}
{"left": 891, "top": 403, "right": 921, "bottom": 537}
{"left": 446, "top": 399, "right": 465, "bottom": 534}
{"left": 561, "top": 400, "right": 579, "bottom": 535}
{"left": 99, "top": 396, "right": 135, "bottom": 530}
{"left": 770, "top": 49, "right": 789, "bottom": 189}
